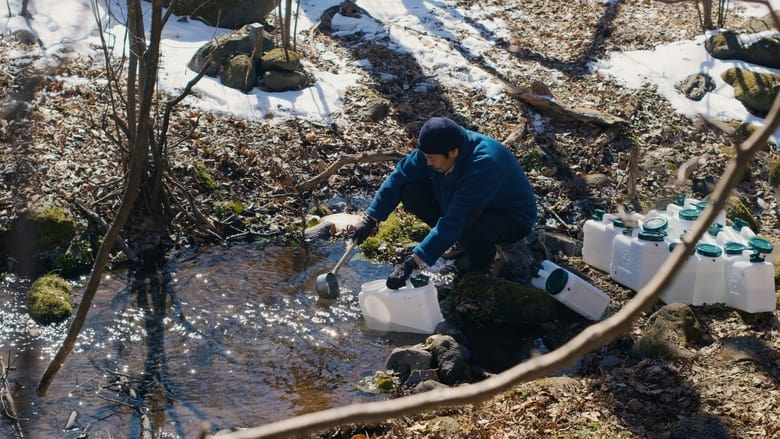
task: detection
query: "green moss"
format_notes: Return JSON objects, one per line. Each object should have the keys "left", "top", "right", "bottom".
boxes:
{"left": 55, "top": 238, "right": 94, "bottom": 276}
{"left": 28, "top": 274, "right": 73, "bottom": 325}
{"left": 360, "top": 208, "right": 430, "bottom": 262}
{"left": 30, "top": 205, "right": 76, "bottom": 249}
{"left": 195, "top": 161, "right": 217, "bottom": 192}
{"left": 213, "top": 200, "right": 244, "bottom": 218}
{"left": 519, "top": 147, "right": 546, "bottom": 173}
{"left": 726, "top": 195, "right": 759, "bottom": 233}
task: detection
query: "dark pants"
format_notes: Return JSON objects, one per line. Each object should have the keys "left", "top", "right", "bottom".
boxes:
{"left": 400, "top": 180, "right": 531, "bottom": 270}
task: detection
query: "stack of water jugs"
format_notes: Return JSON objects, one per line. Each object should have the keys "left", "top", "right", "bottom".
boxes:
{"left": 582, "top": 195, "right": 776, "bottom": 313}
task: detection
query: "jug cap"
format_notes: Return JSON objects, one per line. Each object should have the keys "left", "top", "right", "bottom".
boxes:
{"left": 643, "top": 217, "right": 668, "bottom": 233}
{"left": 732, "top": 217, "right": 748, "bottom": 231}
{"left": 612, "top": 217, "right": 626, "bottom": 228}
{"left": 723, "top": 242, "right": 748, "bottom": 255}
{"left": 545, "top": 268, "right": 568, "bottom": 295}
{"left": 696, "top": 243, "right": 722, "bottom": 257}
{"left": 694, "top": 200, "right": 711, "bottom": 210}
{"left": 679, "top": 209, "right": 700, "bottom": 221}
{"left": 621, "top": 226, "right": 633, "bottom": 235}
{"left": 591, "top": 208, "right": 606, "bottom": 220}
{"left": 748, "top": 236, "right": 773, "bottom": 254}
{"left": 707, "top": 223, "right": 722, "bottom": 237}
{"left": 673, "top": 193, "right": 685, "bottom": 206}
{"left": 638, "top": 231, "right": 665, "bottom": 242}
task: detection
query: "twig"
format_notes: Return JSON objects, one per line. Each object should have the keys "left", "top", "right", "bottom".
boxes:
{"left": 295, "top": 150, "right": 404, "bottom": 192}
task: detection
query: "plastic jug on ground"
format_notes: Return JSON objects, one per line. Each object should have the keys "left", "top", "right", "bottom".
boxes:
{"left": 610, "top": 223, "right": 670, "bottom": 292}
{"left": 532, "top": 260, "right": 609, "bottom": 321}
{"left": 724, "top": 242, "right": 777, "bottom": 313}
{"left": 358, "top": 276, "right": 443, "bottom": 334}
{"left": 582, "top": 209, "right": 628, "bottom": 273}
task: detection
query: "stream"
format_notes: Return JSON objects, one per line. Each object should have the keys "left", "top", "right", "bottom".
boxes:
{"left": 1, "top": 241, "right": 429, "bottom": 438}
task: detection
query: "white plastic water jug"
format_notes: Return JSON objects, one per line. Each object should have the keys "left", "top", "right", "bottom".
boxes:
{"left": 531, "top": 260, "right": 609, "bottom": 321}
{"left": 610, "top": 227, "right": 671, "bottom": 292}
{"left": 661, "top": 243, "right": 726, "bottom": 305}
{"left": 690, "top": 243, "right": 726, "bottom": 305}
{"left": 358, "top": 278, "right": 443, "bottom": 334}
{"left": 666, "top": 208, "right": 700, "bottom": 241}
{"left": 725, "top": 244, "right": 776, "bottom": 313}
{"left": 582, "top": 209, "right": 628, "bottom": 273}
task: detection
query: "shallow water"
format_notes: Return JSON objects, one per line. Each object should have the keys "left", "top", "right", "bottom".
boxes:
{"left": 1, "top": 242, "right": 428, "bottom": 438}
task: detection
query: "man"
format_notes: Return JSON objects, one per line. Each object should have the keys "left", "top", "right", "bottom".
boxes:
{"left": 352, "top": 116, "right": 538, "bottom": 289}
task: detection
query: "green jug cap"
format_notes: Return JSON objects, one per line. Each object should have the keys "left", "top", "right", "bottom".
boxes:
{"left": 723, "top": 242, "right": 748, "bottom": 255}
{"left": 679, "top": 209, "right": 700, "bottom": 221}
{"left": 643, "top": 217, "right": 668, "bottom": 233}
{"left": 707, "top": 223, "right": 722, "bottom": 236}
{"left": 696, "top": 243, "right": 722, "bottom": 257}
{"left": 612, "top": 217, "right": 626, "bottom": 228}
{"left": 545, "top": 268, "right": 568, "bottom": 295}
{"left": 621, "top": 227, "right": 634, "bottom": 235}
{"left": 732, "top": 217, "right": 747, "bottom": 231}
{"left": 694, "top": 201, "right": 711, "bottom": 210}
{"left": 638, "top": 231, "right": 665, "bottom": 242}
{"left": 748, "top": 237, "right": 773, "bottom": 254}
{"left": 674, "top": 194, "right": 685, "bottom": 206}
{"left": 592, "top": 208, "right": 605, "bottom": 220}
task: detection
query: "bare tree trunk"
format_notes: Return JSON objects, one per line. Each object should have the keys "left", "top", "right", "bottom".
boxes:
{"left": 37, "top": 0, "right": 165, "bottom": 397}
{"left": 701, "top": 0, "right": 714, "bottom": 29}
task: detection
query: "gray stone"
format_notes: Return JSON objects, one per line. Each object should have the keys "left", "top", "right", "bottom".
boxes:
{"left": 262, "top": 70, "right": 310, "bottom": 92}
{"left": 403, "top": 369, "right": 437, "bottom": 387}
{"left": 385, "top": 346, "right": 432, "bottom": 375}
{"left": 426, "top": 334, "right": 467, "bottom": 385}
{"left": 705, "top": 30, "right": 780, "bottom": 69}
{"left": 675, "top": 73, "right": 716, "bottom": 101}
{"left": 163, "top": 0, "right": 278, "bottom": 30}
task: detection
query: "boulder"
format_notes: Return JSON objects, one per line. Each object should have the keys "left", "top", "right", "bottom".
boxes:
{"left": 262, "top": 70, "right": 310, "bottom": 92}
{"left": 385, "top": 345, "right": 432, "bottom": 375}
{"left": 632, "top": 303, "right": 705, "bottom": 360}
{"left": 425, "top": 334, "right": 467, "bottom": 385}
{"left": 705, "top": 30, "right": 780, "bottom": 69}
{"left": 188, "top": 23, "right": 273, "bottom": 76}
{"left": 260, "top": 48, "right": 303, "bottom": 72}
{"left": 221, "top": 54, "right": 256, "bottom": 92}
{"left": 720, "top": 67, "right": 780, "bottom": 116}
{"left": 163, "top": 0, "right": 278, "bottom": 30}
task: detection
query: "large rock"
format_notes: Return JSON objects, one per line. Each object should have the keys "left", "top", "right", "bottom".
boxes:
{"left": 632, "top": 303, "right": 705, "bottom": 360}
{"left": 705, "top": 30, "right": 780, "bottom": 69}
{"left": 28, "top": 274, "right": 73, "bottom": 325}
{"left": 188, "top": 23, "right": 273, "bottom": 76}
{"left": 162, "top": 0, "right": 278, "bottom": 30}
{"left": 221, "top": 54, "right": 256, "bottom": 92}
{"left": 720, "top": 67, "right": 780, "bottom": 116}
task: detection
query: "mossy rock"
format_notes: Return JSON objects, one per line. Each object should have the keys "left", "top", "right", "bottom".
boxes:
{"left": 221, "top": 54, "right": 257, "bottom": 92}
{"left": 360, "top": 208, "right": 430, "bottom": 263}
{"left": 450, "top": 274, "right": 580, "bottom": 326}
{"left": 721, "top": 67, "right": 780, "bottom": 115}
{"left": 725, "top": 195, "right": 759, "bottom": 234}
{"left": 28, "top": 273, "right": 73, "bottom": 325}
{"left": 260, "top": 48, "right": 302, "bottom": 72}
{"left": 28, "top": 204, "right": 76, "bottom": 249}
{"left": 632, "top": 303, "right": 703, "bottom": 360}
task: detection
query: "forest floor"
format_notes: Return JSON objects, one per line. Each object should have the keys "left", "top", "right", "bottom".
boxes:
{"left": 1, "top": 1, "right": 780, "bottom": 438}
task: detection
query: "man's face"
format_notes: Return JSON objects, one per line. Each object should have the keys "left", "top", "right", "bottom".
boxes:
{"left": 423, "top": 148, "right": 459, "bottom": 173}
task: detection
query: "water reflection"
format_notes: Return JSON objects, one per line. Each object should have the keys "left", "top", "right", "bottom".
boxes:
{"left": 1, "top": 242, "right": 420, "bottom": 438}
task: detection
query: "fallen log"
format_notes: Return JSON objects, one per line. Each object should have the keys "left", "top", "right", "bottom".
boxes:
{"left": 502, "top": 79, "right": 627, "bottom": 127}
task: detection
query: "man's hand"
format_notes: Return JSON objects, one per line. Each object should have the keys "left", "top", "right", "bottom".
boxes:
{"left": 386, "top": 255, "right": 418, "bottom": 289}
{"left": 351, "top": 215, "right": 377, "bottom": 244}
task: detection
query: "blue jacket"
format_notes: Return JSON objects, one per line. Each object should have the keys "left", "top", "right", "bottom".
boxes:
{"left": 366, "top": 128, "right": 537, "bottom": 266}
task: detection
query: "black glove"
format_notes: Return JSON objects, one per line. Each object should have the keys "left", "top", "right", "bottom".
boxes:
{"left": 351, "top": 215, "right": 377, "bottom": 244}
{"left": 386, "top": 255, "right": 418, "bottom": 289}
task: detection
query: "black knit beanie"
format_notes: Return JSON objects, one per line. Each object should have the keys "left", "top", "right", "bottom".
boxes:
{"left": 417, "top": 117, "right": 463, "bottom": 154}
